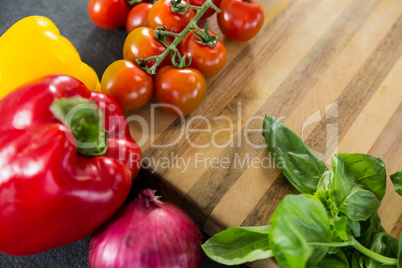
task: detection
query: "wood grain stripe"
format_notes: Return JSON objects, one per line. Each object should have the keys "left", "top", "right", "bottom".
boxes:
{"left": 368, "top": 102, "right": 402, "bottom": 172}
{"left": 242, "top": 9, "right": 402, "bottom": 227}
{"left": 241, "top": 174, "right": 298, "bottom": 226}
{"left": 391, "top": 214, "right": 402, "bottom": 238}
{"left": 182, "top": 0, "right": 381, "bottom": 226}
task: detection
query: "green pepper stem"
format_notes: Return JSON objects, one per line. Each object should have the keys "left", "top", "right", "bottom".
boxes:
{"left": 50, "top": 96, "right": 108, "bottom": 157}
{"left": 144, "top": 0, "right": 221, "bottom": 74}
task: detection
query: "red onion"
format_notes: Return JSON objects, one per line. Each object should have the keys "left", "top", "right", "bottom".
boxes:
{"left": 88, "top": 189, "right": 205, "bottom": 268}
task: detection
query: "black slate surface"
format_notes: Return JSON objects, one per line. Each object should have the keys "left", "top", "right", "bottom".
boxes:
{"left": 0, "top": 0, "right": 247, "bottom": 267}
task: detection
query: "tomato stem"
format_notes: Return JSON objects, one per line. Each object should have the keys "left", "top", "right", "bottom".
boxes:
{"left": 139, "top": 0, "right": 221, "bottom": 74}
{"left": 192, "top": 24, "right": 204, "bottom": 35}
{"left": 187, "top": 5, "right": 202, "bottom": 10}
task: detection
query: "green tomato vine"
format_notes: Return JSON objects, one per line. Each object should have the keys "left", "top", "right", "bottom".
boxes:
{"left": 136, "top": 0, "right": 221, "bottom": 74}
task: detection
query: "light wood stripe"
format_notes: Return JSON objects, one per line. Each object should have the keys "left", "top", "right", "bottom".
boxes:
{"left": 203, "top": 0, "right": 402, "bottom": 232}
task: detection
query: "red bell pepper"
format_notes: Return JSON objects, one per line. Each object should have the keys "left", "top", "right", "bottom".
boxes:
{"left": 0, "top": 75, "right": 142, "bottom": 256}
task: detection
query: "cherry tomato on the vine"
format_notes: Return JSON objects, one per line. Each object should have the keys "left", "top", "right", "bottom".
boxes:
{"left": 154, "top": 66, "right": 206, "bottom": 116}
{"left": 179, "top": 29, "right": 226, "bottom": 78}
{"left": 126, "top": 3, "right": 152, "bottom": 33}
{"left": 217, "top": 0, "right": 264, "bottom": 42}
{"left": 123, "top": 27, "right": 170, "bottom": 70}
{"left": 101, "top": 60, "right": 153, "bottom": 111}
{"left": 148, "top": 0, "right": 196, "bottom": 34}
{"left": 88, "top": 0, "right": 131, "bottom": 29}
{"left": 188, "top": 0, "right": 222, "bottom": 19}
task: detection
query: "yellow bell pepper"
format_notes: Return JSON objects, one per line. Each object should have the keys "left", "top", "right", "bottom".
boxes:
{"left": 0, "top": 16, "right": 100, "bottom": 98}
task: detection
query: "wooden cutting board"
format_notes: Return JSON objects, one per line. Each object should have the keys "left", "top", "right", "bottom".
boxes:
{"left": 129, "top": 0, "right": 402, "bottom": 265}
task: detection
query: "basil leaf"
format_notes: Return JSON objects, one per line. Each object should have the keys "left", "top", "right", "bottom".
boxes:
{"left": 317, "top": 170, "right": 335, "bottom": 192}
{"left": 338, "top": 186, "right": 381, "bottom": 221}
{"left": 269, "top": 194, "right": 331, "bottom": 267}
{"left": 357, "top": 213, "right": 385, "bottom": 247}
{"left": 316, "top": 171, "right": 338, "bottom": 215}
{"left": 349, "top": 220, "right": 361, "bottom": 238}
{"left": 331, "top": 153, "right": 386, "bottom": 203}
{"left": 317, "top": 157, "right": 383, "bottom": 222}
{"left": 316, "top": 250, "right": 350, "bottom": 268}
{"left": 201, "top": 225, "right": 273, "bottom": 265}
{"left": 351, "top": 251, "right": 364, "bottom": 268}
{"left": 333, "top": 216, "right": 349, "bottom": 241}
{"left": 262, "top": 115, "right": 328, "bottom": 194}
{"left": 391, "top": 170, "right": 402, "bottom": 196}
{"left": 363, "top": 232, "right": 399, "bottom": 268}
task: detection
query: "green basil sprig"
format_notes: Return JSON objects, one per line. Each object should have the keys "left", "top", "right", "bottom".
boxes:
{"left": 202, "top": 115, "right": 401, "bottom": 267}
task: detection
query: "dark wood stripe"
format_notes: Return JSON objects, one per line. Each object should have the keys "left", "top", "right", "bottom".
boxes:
{"left": 183, "top": 0, "right": 381, "bottom": 226}
{"left": 142, "top": 0, "right": 315, "bottom": 172}
{"left": 391, "top": 214, "right": 402, "bottom": 238}
{"left": 242, "top": 9, "right": 402, "bottom": 227}
{"left": 368, "top": 102, "right": 402, "bottom": 164}
{"left": 242, "top": 174, "right": 298, "bottom": 226}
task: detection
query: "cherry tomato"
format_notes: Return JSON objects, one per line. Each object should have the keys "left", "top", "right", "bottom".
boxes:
{"left": 217, "top": 0, "right": 264, "bottom": 42}
{"left": 88, "top": 0, "right": 131, "bottom": 29}
{"left": 148, "top": 0, "right": 196, "bottom": 34}
{"left": 101, "top": 60, "right": 153, "bottom": 111}
{"left": 179, "top": 29, "right": 226, "bottom": 78}
{"left": 154, "top": 66, "right": 206, "bottom": 115}
{"left": 126, "top": 3, "right": 152, "bottom": 33}
{"left": 188, "top": 0, "right": 222, "bottom": 19}
{"left": 123, "top": 27, "right": 170, "bottom": 70}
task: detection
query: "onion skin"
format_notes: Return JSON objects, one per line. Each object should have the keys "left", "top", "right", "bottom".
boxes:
{"left": 89, "top": 189, "right": 205, "bottom": 268}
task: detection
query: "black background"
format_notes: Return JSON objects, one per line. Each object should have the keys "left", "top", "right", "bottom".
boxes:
{"left": 0, "top": 0, "right": 247, "bottom": 267}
